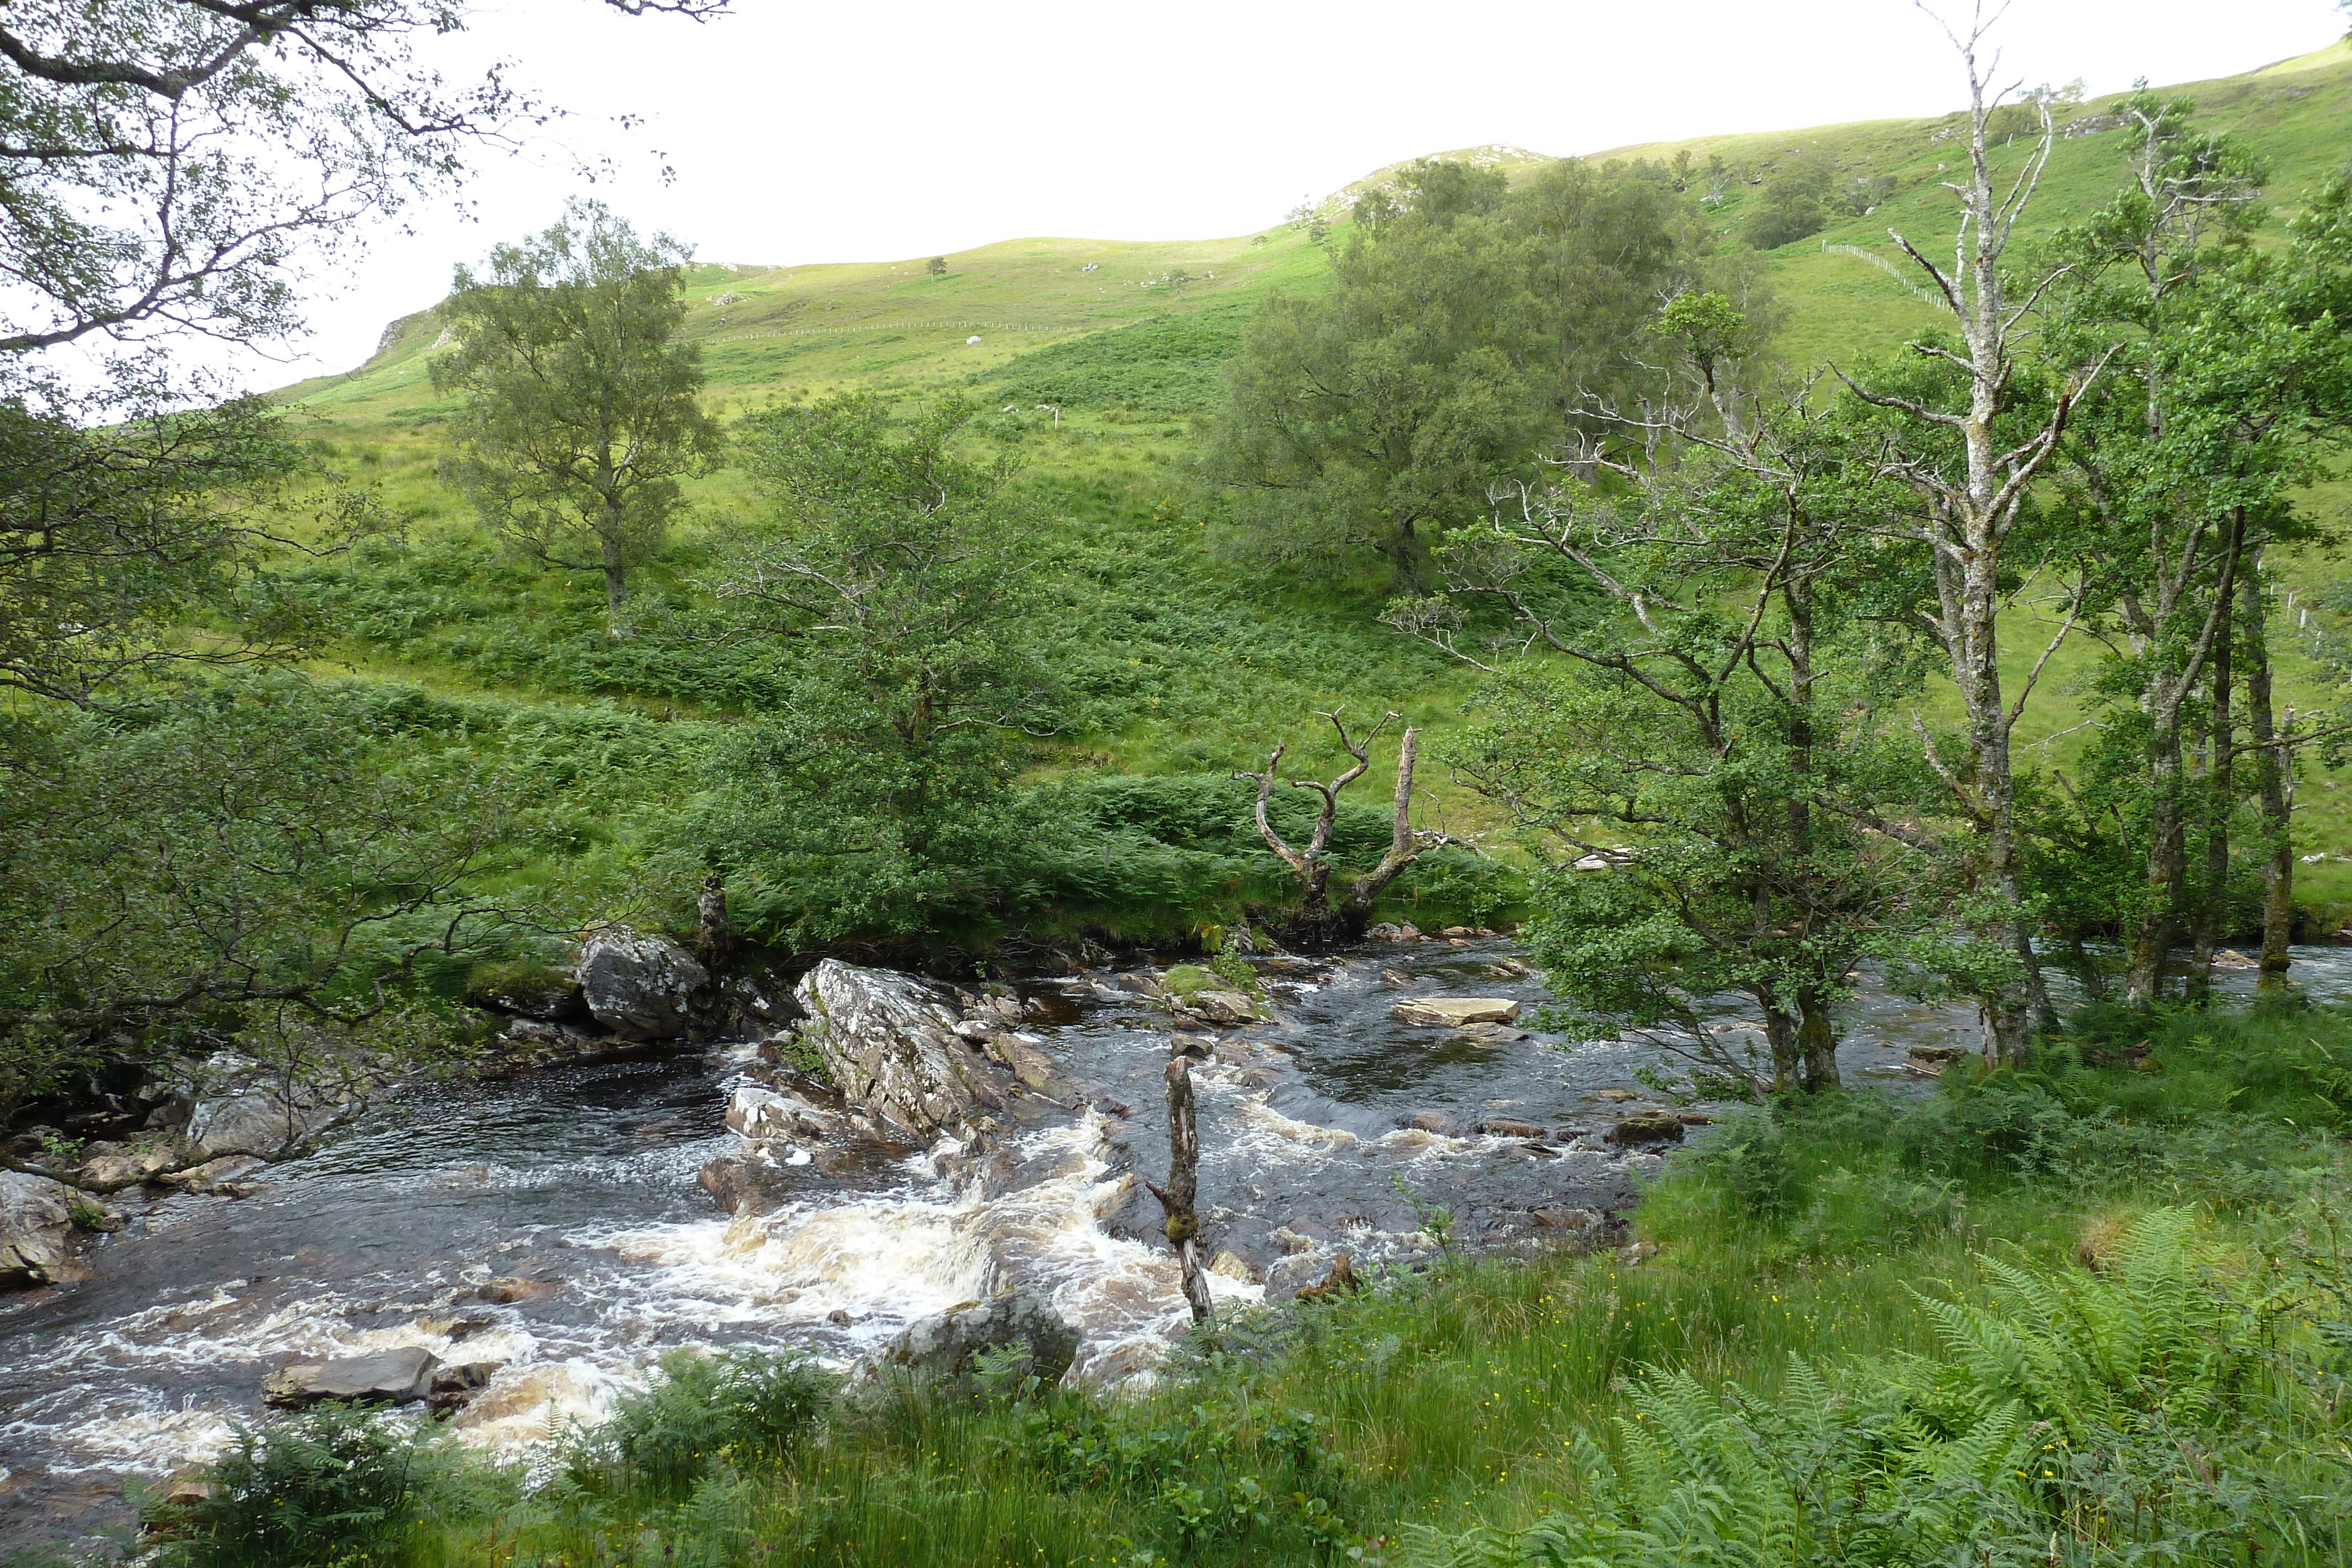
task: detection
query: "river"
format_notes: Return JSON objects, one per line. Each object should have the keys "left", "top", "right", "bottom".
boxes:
{"left": 6, "top": 936, "right": 2344, "bottom": 1550}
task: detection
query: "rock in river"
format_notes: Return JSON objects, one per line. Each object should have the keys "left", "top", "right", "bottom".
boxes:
{"left": 183, "top": 1090, "right": 356, "bottom": 1162}
{"left": 796, "top": 959, "right": 1025, "bottom": 1142}
{"left": 1608, "top": 1112, "right": 1687, "bottom": 1146}
{"left": 873, "top": 1290, "right": 1080, "bottom": 1393}
{"left": 0, "top": 1172, "right": 85, "bottom": 1289}
{"left": 262, "top": 1347, "right": 439, "bottom": 1407}
{"left": 1392, "top": 997, "right": 1522, "bottom": 1028}
{"left": 577, "top": 926, "right": 708, "bottom": 1039}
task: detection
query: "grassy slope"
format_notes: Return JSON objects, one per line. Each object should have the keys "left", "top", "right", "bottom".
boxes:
{"left": 269, "top": 39, "right": 2352, "bottom": 924}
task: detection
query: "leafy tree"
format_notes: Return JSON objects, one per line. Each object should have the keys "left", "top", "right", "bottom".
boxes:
{"left": 0, "top": 374, "right": 330, "bottom": 707}
{"left": 927, "top": 256, "right": 948, "bottom": 276}
{"left": 1392, "top": 392, "right": 1936, "bottom": 1094}
{"left": 0, "top": 679, "right": 527, "bottom": 1125}
{"left": 2043, "top": 92, "right": 2352, "bottom": 1002}
{"left": 1743, "top": 156, "right": 1833, "bottom": 250}
{"left": 435, "top": 200, "right": 723, "bottom": 630}
{"left": 1200, "top": 158, "right": 1688, "bottom": 586}
{"left": 697, "top": 395, "right": 1057, "bottom": 945}
{"left": 0, "top": 0, "right": 721, "bottom": 359}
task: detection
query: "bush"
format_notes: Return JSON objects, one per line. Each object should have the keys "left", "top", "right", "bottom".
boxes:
{"left": 566, "top": 1348, "right": 834, "bottom": 1502}
{"left": 163, "top": 1405, "right": 477, "bottom": 1568}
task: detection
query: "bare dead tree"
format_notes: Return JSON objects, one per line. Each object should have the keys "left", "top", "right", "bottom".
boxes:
{"left": 1144, "top": 1045, "right": 1212, "bottom": 1325}
{"left": 1835, "top": 3, "right": 2117, "bottom": 1065}
{"left": 1236, "top": 711, "right": 1423, "bottom": 937}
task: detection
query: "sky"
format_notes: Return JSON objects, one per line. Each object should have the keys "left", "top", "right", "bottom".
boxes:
{"left": 239, "top": 0, "right": 2349, "bottom": 386}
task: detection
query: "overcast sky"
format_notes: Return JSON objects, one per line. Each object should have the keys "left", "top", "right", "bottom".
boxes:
{"left": 242, "top": 0, "right": 2348, "bottom": 386}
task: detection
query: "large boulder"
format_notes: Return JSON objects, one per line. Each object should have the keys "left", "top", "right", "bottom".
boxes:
{"left": 577, "top": 927, "right": 709, "bottom": 1040}
{"left": 183, "top": 1089, "right": 355, "bottom": 1162}
{"left": 873, "top": 1290, "right": 1079, "bottom": 1392}
{"left": 262, "top": 1348, "right": 439, "bottom": 1408}
{"left": 795, "top": 960, "right": 1024, "bottom": 1142}
{"left": 0, "top": 1172, "right": 84, "bottom": 1288}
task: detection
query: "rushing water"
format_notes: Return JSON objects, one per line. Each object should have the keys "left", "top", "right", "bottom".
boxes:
{"left": 6, "top": 937, "right": 2348, "bottom": 1548}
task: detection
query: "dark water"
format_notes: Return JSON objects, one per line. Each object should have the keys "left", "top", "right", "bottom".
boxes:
{"left": 6, "top": 937, "right": 2346, "bottom": 1548}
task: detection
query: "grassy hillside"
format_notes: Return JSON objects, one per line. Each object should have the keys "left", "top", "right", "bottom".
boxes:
{"left": 263, "top": 36, "right": 2352, "bottom": 938}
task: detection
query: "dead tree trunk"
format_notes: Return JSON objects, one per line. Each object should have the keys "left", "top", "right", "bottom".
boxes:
{"left": 1146, "top": 1047, "right": 1213, "bottom": 1325}
{"left": 696, "top": 872, "right": 734, "bottom": 974}
{"left": 1237, "top": 712, "right": 1422, "bottom": 941}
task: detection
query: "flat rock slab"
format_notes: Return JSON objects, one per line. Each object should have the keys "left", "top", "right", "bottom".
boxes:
{"left": 1392, "top": 997, "right": 1522, "bottom": 1027}
{"left": 262, "top": 1347, "right": 439, "bottom": 1407}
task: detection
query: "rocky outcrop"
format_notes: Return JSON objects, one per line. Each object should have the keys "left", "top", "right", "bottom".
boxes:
{"left": 262, "top": 1348, "right": 439, "bottom": 1407}
{"left": 873, "top": 1289, "right": 1080, "bottom": 1392}
{"left": 577, "top": 927, "right": 709, "bottom": 1040}
{"left": 0, "top": 1172, "right": 86, "bottom": 1288}
{"left": 794, "top": 960, "right": 1027, "bottom": 1142}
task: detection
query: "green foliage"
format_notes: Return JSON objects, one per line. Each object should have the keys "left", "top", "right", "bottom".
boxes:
{"left": 162, "top": 1405, "right": 488, "bottom": 1568}
{"left": 0, "top": 376, "right": 314, "bottom": 707}
{"left": 1420, "top": 1208, "right": 2352, "bottom": 1568}
{"left": 1742, "top": 156, "right": 1835, "bottom": 249}
{"left": 565, "top": 1348, "right": 834, "bottom": 1503}
{"left": 0, "top": 676, "right": 532, "bottom": 1118}
{"left": 1198, "top": 158, "right": 1690, "bottom": 584}
{"left": 986, "top": 305, "right": 1252, "bottom": 415}
{"left": 693, "top": 394, "right": 1058, "bottom": 945}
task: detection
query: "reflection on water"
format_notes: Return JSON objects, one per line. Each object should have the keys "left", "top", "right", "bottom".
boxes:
{"left": 6, "top": 937, "right": 2346, "bottom": 1547}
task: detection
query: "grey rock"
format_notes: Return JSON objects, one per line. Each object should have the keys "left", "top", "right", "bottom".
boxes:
{"left": 0, "top": 1171, "right": 82, "bottom": 1288}
{"left": 726, "top": 1081, "right": 844, "bottom": 1143}
{"left": 796, "top": 960, "right": 1024, "bottom": 1142}
{"left": 1188, "top": 989, "right": 1258, "bottom": 1025}
{"left": 263, "top": 1347, "right": 439, "bottom": 1408}
{"left": 874, "top": 1289, "right": 1079, "bottom": 1392}
{"left": 576, "top": 927, "right": 708, "bottom": 1039}
{"left": 1403, "top": 1110, "right": 1462, "bottom": 1136}
{"left": 76, "top": 1146, "right": 175, "bottom": 1191}
{"left": 184, "top": 1090, "right": 355, "bottom": 1162}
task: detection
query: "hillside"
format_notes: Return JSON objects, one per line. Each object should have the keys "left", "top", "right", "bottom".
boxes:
{"left": 264, "top": 35, "right": 2352, "bottom": 928}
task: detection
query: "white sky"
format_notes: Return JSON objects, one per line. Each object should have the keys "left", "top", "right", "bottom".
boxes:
{"left": 237, "top": 0, "right": 2347, "bottom": 386}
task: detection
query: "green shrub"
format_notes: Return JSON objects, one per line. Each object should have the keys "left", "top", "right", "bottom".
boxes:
{"left": 163, "top": 1405, "right": 477, "bottom": 1568}
{"left": 566, "top": 1348, "right": 834, "bottom": 1502}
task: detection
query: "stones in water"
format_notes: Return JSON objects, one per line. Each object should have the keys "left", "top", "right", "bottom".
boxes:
{"left": 0, "top": 1171, "right": 89, "bottom": 1289}
{"left": 427, "top": 1360, "right": 502, "bottom": 1415}
{"left": 1608, "top": 1112, "right": 1686, "bottom": 1146}
{"left": 873, "top": 1290, "right": 1080, "bottom": 1393}
{"left": 1479, "top": 1117, "right": 1550, "bottom": 1140}
{"left": 262, "top": 1347, "right": 439, "bottom": 1408}
{"left": 476, "top": 1276, "right": 557, "bottom": 1303}
{"left": 1906, "top": 1042, "right": 1974, "bottom": 1072}
{"left": 576, "top": 926, "right": 709, "bottom": 1039}
{"left": 1392, "top": 997, "right": 1521, "bottom": 1027}
{"left": 1403, "top": 1110, "right": 1462, "bottom": 1136}
{"left": 1365, "top": 922, "right": 1421, "bottom": 941}
{"left": 796, "top": 959, "right": 1027, "bottom": 1143}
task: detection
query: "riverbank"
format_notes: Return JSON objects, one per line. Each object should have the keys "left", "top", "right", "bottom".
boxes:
{"left": 113, "top": 1004, "right": 2352, "bottom": 1568}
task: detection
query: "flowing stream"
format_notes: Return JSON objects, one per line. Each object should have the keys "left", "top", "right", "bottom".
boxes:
{"left": 7, "top": 936, "right": 2347, "bottom": 1549}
